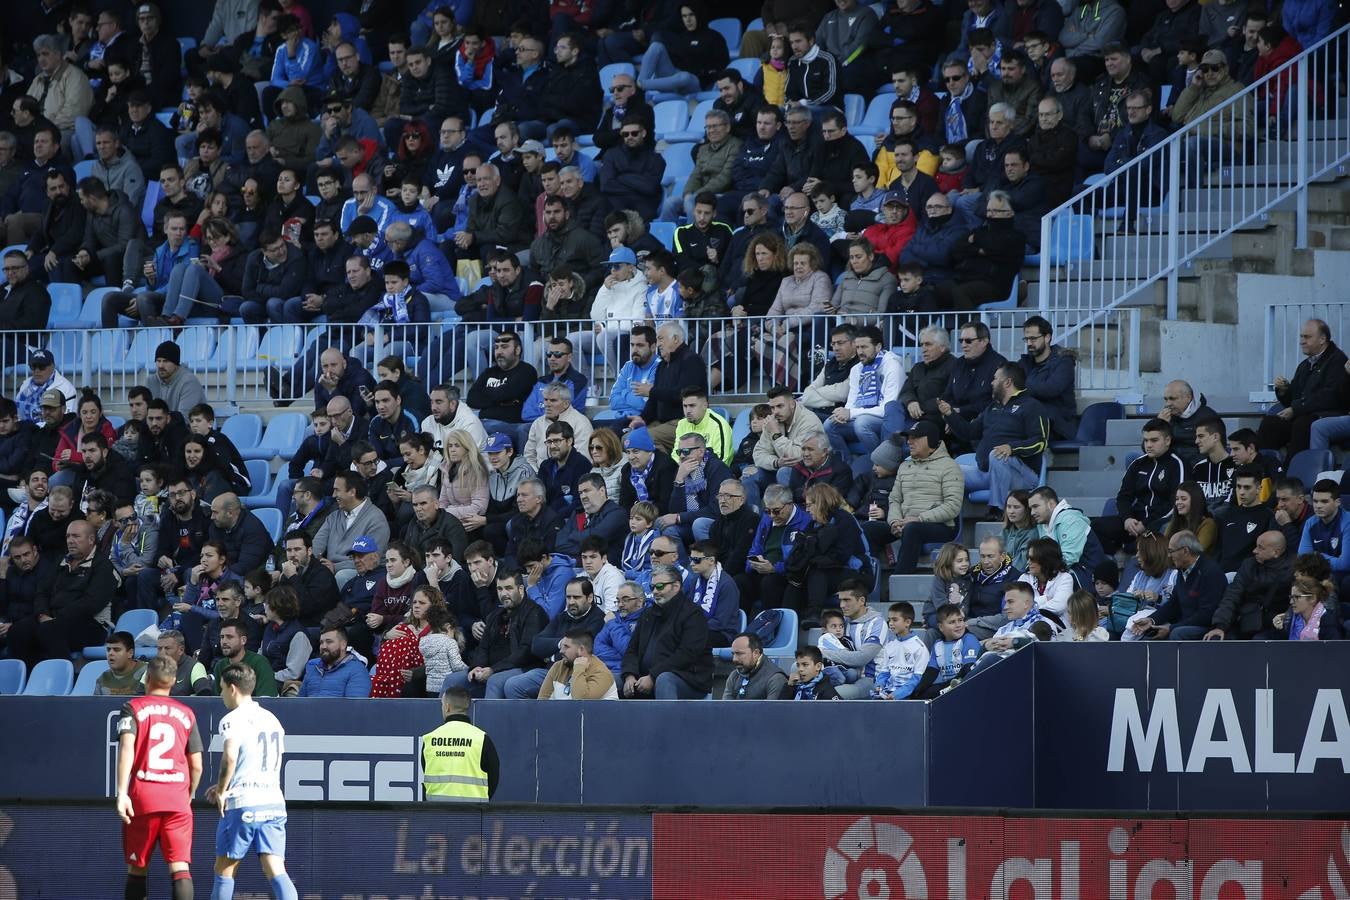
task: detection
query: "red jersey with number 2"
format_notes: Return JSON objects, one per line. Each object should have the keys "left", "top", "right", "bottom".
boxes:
{"left": 117, "top": 696, "right": 204, "bottom": 814}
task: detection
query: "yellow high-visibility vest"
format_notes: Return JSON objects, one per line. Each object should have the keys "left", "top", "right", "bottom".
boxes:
{"left": 420, "top": 719, "right": 490, "bottom": 802}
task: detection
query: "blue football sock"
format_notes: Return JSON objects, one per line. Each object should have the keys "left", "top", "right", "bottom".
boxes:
{"left": 210, "top": 876, "right": 234, "bottom": 900}
{"left": 269, "top": 873, "right": 298, "bottom": 900}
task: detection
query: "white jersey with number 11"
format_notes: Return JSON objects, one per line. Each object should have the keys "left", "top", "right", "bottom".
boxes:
{"left": 218, "top": 703, "right": 287, "bottom": 812}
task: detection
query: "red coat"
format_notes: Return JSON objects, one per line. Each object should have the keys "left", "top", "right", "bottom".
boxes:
{"left": 1253, "top": 35, "right": 1303, "bottom": 118}
{"left": 370, "top": 622, "right": 430, "bottom": 698}
{"left": 52, "top": 417, "right": 118, "bottom": 472}
{"left": 863, "top": 217, "right": 919, "bottom": 270}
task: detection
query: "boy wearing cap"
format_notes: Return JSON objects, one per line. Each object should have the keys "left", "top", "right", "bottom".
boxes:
{"left": 147, "top": 342, "right": 207, "bottom": 420}
{"left": 16, "top": 351, "right": 77, "bottom": 426}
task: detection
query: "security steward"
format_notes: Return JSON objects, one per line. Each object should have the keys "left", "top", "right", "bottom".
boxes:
{"left": 420, "top": 686, "right": 501, "bottom": 801}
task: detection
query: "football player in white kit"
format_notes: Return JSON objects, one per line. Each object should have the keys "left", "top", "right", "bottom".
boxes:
{"left": 204, "top": 662, "right": 299, "bottom": 900}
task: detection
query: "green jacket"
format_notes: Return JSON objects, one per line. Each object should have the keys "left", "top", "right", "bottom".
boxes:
{"left": 887, "top": 443, "right": 964, "bottom": 527}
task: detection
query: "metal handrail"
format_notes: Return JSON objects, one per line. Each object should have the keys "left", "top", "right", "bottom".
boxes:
{"left": 1037, "top": 23, "right": 1350, "bottom": 323}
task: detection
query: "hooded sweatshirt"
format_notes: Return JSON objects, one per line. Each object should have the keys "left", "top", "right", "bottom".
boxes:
{"left": 267, "top": 85, "right": 322, "bottom": 170}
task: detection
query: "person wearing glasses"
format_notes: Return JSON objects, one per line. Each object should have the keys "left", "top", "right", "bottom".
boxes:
{"left": 937, "top": 59, "right": 987, "bottom": 147}
{"left": 599, "top": 118, "right": 666, "bottom": 223}
{"left": 744, "top": 483, "right": 813, "bottom": 612}
{"left": 1127, "top": 530, "right": 1226, "bottom": 641}
{"left": 594, "top": 582, "right": 649, "bottom": 678}
{"left": 0, "top": 249, "right": 50, "bottom": 363}
{"left": 592, "top": 73, "right": 654, "bottom": 154}
{"left": 523, "top": 382, "right": 593, "bottom": 471}
{"left": 1272, "top": 573, "right": 1343, "bottom": 640}
{"left": 621, "top": 564, "right": 714, "bottom": 699}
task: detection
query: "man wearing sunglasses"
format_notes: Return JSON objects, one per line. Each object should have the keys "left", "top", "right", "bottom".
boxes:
{"left": 621, "top": 564, "right": 714, "bottom": 699}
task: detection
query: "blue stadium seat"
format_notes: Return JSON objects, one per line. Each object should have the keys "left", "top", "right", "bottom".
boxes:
{"left": 141, "top": 180, "right": 162, "bottom": 236}
{"left": 75, "top": 286, "right": 119, "bottom": 327}
{"left": 843, "top": 93, "right": 866, "bottom": 129}
{"left": 598, "top": 62, "right": 636, "bottom": 93}
{"left": 660, "top": 143, "right": 697, "bottom": 189}
{"left": 46, "top": 283, "right": 84, "bottom": 328}
{"left": 653, "top": 100, "right": 690, "bottom": 140}
{"left": 203, "top": 326, "right": 261, "bottom": 373}
{"left": 667, "top": 98, "right": 716, "bottom": 142}
{"left": 1050, "top": 401, "right": 1123, "bottom": 451}
{"left": 1288, "top": 449, "right": 1334, "bottom": 492}
{"left": 922, "top": 514, "right": 963, "bottom": 564}
{"left": 255, "top": 507, "right": 284, "bottom": 544}
{"left": 22, "top": 658, "right": 74, "bottom": 695}
{"left": 0, "top": 659, "right": 26, "bottom": 695}
{"left": 731, "top": 407, "right": 753, "bottom": 449}
{"left": 1045, "top": 213, "right": 1095, "bottom": 266}
{"left": 255, "top": 81, "right": 270, "bottom": 126}
{"left": 708, "top": 18, "right": 742, "bottom": 56}
{"left": 240, "top": 412, "right": 307, "bottom": 461}
{"left": 106, "top": 327, "right": 171, "bottom": 374}
{"left": 74, "top": 159, "right": 96, "bottom": 182}
{"left": 71, "top": 660, "right": 109, "bottom": 695}
{"left": 87, "top": 331, "right": 131, "bottom": 372}
{"left": 107, "top": 414, "right": 125, "bottom": 429}
{"left": 222, "top": 412, "right": 263, "bottom": 449}
{"left": 729, "top": 57, "right": 760, "bottom": 81}
{"left": 84, "top": 609, "right": 158, "bottom": 659}
{"left": 175, "top": 326, "right": 216, "bottom": 365}
{"left": 854, "top": 93, "right": 896, "bottom": 137}
{"left": 649, "top": 221, "right": 676, "bottom": 251}
{"left": 241, "top": 325, "right": 302, "bottom": 371}
{"left": 762, "top": 608, "right": 800, "bottom": 670}
{"left": 1101, "top": 498, "right": 1118, "bottom": 518}
{"left": 155, "top": 110, "right": 173, "bottom": 128}
{"left": 711, "top": 611, "right": 751, "bottom": 660}
{"left": 241, "top": 459, "right": 272, "bottom": 501}
{"left": 978, "top": 273, "right": 1019, "bottom": 311}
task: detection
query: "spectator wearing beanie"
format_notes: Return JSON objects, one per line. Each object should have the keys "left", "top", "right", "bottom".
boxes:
{"left": 147, "top": 340, "right": 207, "bottom": 419}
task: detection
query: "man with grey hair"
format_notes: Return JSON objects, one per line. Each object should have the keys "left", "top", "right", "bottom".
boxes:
{"left": 340, "top": 172, "right": 395, "bottom": 254}
{"left": 899, "top": 325, "right": 956, "bottom": 430}
{"left": 383, "top": 220, "right": 458, "bottom": 310}
{"left": 504, "top": 478, "right": 561, "bottom": 565}
{"left": 937, "top": 191, "right": 1025, "bottom": 309}
{"left": 556, "top": 164, "right": 607, "bottom": 239}
{"left": 785, "top": 431, "right": 850, "bottom": 504}
{"left": 1128, "top": 530, "right": 1226, "bottom": 641}
{"left": 1028, "top": 95, "right": 1078, "bottom": 206}
{"left": 27, "top": 35, "right": 93, "bottom": 140}
{"left": 665, "top": 109, "right": 743, "bottom": 221}
{"left": 955, "top": 103, "right": 1026, "bottom": 215}
{"left": 741, "top": 482, "right": 813, "bottom": 610}
{"left": 456, "top": 162, "right": 532, "bottom": 264}
{"left": 638, "top": 322, "right": 707, "bottom": 454}
{"left": 621, "top": 563, "right": 713, "bottom": 699}
{"left": 406, "top": 482, "right": 469, "bottom": 561}
{"left": 1047, "top": 58, "right": 1094, "bottom": 139}
{"left": 523, "top": 381, "right": 593, "bottom": 470}
{"left": 1156, "top": 379, "right": 1216, "bottom": 467}
{"left": 154, "top": 629, "right": 214, "bottom": 694}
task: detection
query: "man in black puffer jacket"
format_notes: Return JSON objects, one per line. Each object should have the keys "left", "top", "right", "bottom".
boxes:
{"left": 941, "top": 321, "right": 1007, "bottom": 452}
{"left": 621, "top": 567, "right": 713, "bottom": 699}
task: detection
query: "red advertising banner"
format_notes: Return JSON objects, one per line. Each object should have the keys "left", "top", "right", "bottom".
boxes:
{"left": 653, "top": 814, "right": 1350, "bottom": 900}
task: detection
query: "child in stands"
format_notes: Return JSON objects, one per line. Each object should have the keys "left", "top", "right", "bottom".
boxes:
{"left": 916, "top": 604, "right": 982, "bottom": 698}
{"left": 871, "top": 602, "right": 929, "bottom": 700}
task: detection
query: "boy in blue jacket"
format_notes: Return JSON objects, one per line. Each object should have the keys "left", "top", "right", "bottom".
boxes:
{"left": 915, "top": 605, "right": 982, "bottom": 698}
{"left": 871, "top": 602, "right": 930, "bottom": 700}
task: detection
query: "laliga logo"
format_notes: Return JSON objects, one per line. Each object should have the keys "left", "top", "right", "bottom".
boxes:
{"left": 824, "top": 817, "right": 929, "bottom": 900}
{"left": 1298, "top": 825, "right": 1350, "bottom": 900}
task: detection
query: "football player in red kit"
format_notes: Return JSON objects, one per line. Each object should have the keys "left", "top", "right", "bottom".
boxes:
{"left": 116, "top": 655, "right": 205, "bottom": 900}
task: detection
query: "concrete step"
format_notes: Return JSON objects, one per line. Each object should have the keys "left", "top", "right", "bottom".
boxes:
{"left": 1046, "top": 469, "right": 1124, "bottom": 496}
{"left": 1105, "top": 418, "right": 1147, "bottom": 444}
{"left": 1205, "top": 164, "right": 1343, "bottom": 188}
{"left": 1097, "top": 234, "right": 1233, "bottom": 261}
{"left": 1134, "top": 211, "right": 1273, "bottom": 233}
{"left": 1177, "top": 187, "right": 1298, "bottom": 214}
{"left": 889, "top": 574, "right": 933, "bottom": 602}
{"left": 1076, "top": 444, "right": 1143, "bottom": 471}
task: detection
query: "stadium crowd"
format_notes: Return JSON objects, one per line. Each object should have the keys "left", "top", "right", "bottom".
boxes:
{"left": 0, "top": 0, "right": 1343, "bottom": 701}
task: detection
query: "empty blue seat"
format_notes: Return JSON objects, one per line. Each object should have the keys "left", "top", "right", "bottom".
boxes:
{"left": 87, "top": 331, "right": 131, "bottom": 373}
{"left": 75, "top": 286, "right": 119, "bottom": 327}
{"left": 731, "top": 407, "right": 753, "bottom": 449}
{"left": 854, "top": 93, "right": 896, "bottom": 137}
{"left": 45, "top": 283, "right": 84, "bottom": 328}
{"left": 255, "top": 507, "right": 284, "bottom": 543}
{"left": 175, "top": 325, "right": 216, "bottom": 364}
{"left": 708, "top": 18, "right": 741, "bottom": 55}
{"left": 1288, "top": 449, "right": 1334, "bottom": 492}
{"left": 761, "top": 608, "right": 800, "bottom": 670}
{"left": 71, "top": 660, "right": 110, "bottom": 696}
{"left": 667, "top": 98, "right": 717, "bottom": 142}
{"left": 729, "top": 57, "right": 760, "bottom": 81}
{"left": 204, "top": 326, "right": 261, "bottom": 373}
{"left": 1046, "top": 213, "right": 1095, "bottom": 266}
{"left": 141, "top": 180, "right": 162, "bottom": 236}
{"left": 0, "top": 659, "right": 26, "bottom": 695}
{"left": 106, "top": 327, "right": 171, "bottom": 374}
{"left": 1050, "top": 401, "right": 1123, "bottom": 451}
{"left": 243, "top": 459, "right": 271, "bottom": 497}
{"left": 653, "top": 100, "right": 690, "bottom": 140}
{"left": 649, "top": 221, "right": 676, "bottom": 251}
{"left": 74, "top": 159, "right": 97, "bottom": 182}
{"left": 240, "top": 412, "right": 307, "bottom": 461}
{"left": 978, "top": 273, "right": 1020, "bottom": 311}
{"left": 660, "top": 143, "right": 697, "bottom": 189}
{"left": 222, "top": 412, "right": 263, "bottom": 449}
{"left": 241, "top": 325, "right": 302, "bottom": 372}
{"left": 84, "top": 609, "right": 157, "bottom": 659}
{"left": 22, "top": 658, "right": 74, "bottom": 695}
{"left": 843, "top": 93, "right": 866, "bottom": 129}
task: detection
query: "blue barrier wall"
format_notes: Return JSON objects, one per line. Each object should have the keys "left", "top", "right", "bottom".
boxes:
{"left": 1031, "top": 642, "right": 1350, "bottom": 812}
{"left": 473, "top": 699, "right": 930, "bottom": 807}
{"left": 2, "top": 641, "right": 1347, "bottom": 812}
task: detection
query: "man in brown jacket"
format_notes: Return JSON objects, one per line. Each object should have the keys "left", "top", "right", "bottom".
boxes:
{"left": 537, "top": 629, "right": 618, "bottom": 699}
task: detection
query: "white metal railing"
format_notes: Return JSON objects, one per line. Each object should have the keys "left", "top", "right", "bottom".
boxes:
{"left": 0, "top": 307, "right": 1139, "bottom": 411}
{"left": 1038, "top": 24, "right": 1350, "bottom": 322}
{"left": 1260, "top": 301, "right": 1350, "bottom": 400}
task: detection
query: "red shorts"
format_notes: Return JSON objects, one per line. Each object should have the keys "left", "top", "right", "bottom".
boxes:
{"left": 123, "top": 809, "right": 194, "bottom": 868}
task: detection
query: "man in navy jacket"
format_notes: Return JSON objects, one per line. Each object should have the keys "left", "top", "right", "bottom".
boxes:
{"left": 1131, "top": 530, "right": 1225, "bottom": 640}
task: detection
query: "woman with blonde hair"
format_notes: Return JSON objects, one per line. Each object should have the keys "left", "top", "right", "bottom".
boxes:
{"left": 1056, "top": 589, "right": 1108, "bottom": 641}
{"left": 785, "top": 483, "right": 871, "bottom": 620}
{"left": 439, "top": 428, "right": 489, "bottom": 531}
{"left": 1274, "top": 573, "right": 1343, "bottom": 640}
